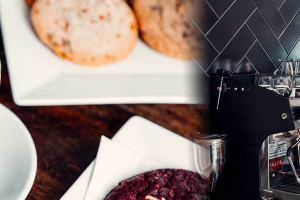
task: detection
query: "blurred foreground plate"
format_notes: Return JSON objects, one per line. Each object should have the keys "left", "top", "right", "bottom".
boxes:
{"left": 0, "top": 0, "right": 206, "bottom": 106}
{"left": 0, "top": 104, "right": 37, "bottom": 200}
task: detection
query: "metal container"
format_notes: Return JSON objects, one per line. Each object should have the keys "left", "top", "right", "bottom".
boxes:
{"left": 191, "top": 133, "right": 229, "bottom": 191}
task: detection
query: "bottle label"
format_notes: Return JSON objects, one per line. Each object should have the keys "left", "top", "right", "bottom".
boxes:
{"left": 269, "top": 141, "right": 287, "bottom": 159}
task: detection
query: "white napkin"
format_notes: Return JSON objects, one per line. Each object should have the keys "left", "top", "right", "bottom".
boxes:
{"left": 84, "top": 136, "right": 164, "bottom": 200}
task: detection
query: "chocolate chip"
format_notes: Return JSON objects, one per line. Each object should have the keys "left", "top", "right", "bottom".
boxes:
{"left": 176, "top": 0, "right": 186, "bottom": 11}
{"left": 177, "top": 0, "right": 185, "bottom": 4}
{"left": 64, "top": 22, "right": 69, "bottom": 31}
{"left": 47, "top": 33, "right": 53, "bottom": 42}
{"left": 47, "top": 34, "right": 58, "bottom": 47}
{"left": 151, "top": 6, "right": 163, "bottom": 15}
{"left": 62, "top": 39, "right": 72, "bottom": 53}
{"left": 184, "top": 22, "right": 191, "bottom": 29}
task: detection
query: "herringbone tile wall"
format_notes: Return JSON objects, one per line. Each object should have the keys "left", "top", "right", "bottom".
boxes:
{"left": 198, "top": 0, "right": 300, "bottom": 76}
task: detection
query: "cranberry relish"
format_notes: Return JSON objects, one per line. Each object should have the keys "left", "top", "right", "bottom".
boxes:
{"left": 104, "top": 169, "right": 207, "bottom": 200}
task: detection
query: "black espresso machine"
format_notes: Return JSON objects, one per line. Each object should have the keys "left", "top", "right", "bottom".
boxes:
{"left": 208, "top": 70, "right": 300, "bottom": 200}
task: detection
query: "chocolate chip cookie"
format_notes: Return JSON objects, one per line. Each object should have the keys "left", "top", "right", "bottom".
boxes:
{"left": 131, "top": 0, "right": 204, "bottom": 60}
{"left": 31, "top": 0, "right": 138, "bottom": 66}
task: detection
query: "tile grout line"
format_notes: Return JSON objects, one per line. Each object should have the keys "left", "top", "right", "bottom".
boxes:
{"left": 230, "top": 39, "right": 257, "bottom": 75}
{"left": 278, "top": 0, "right": 286, "bottom": 10}
{"left": 205, "top": 0, "right": 237, "bottom": 36}
{"left": 246, "top": 23, "right": 278, "bottom": 69}
{"left": 278, "top": 8, "right": 300, "bottom": 39}
{"left": 272, "top": 0, "right": 287, "bottom": 25}
{"left": 287, "top": 36, "right": 300, "bottom": 57}
{"left": 205, "top": 8, "right": 257, "bottom": 74}
{"left": 186, "top": 51, "right": 209, "bottom": 77}
{"left": 272, "top": 0, "right": 280, "bottom": 9}
{"left": 251, "top": 0, "right": 288, "bottom": 55}
{"left": 246, "top": 55, "right": 260, "bottom": 74}
{"left": 184, "top": 9, "right": 220, "bottom": 54}
{"left": 204, "top": 0, "right": 220, "bottom": 19}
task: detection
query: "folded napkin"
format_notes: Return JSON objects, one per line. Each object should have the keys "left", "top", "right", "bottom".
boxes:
{"left": 84, "top": 136, "right": 164, "bottom": 200}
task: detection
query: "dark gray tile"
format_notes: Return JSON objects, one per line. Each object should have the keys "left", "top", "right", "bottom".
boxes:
{"left": 200, "top": 40, "right": 219, "bottom": 71}
{"left": 253, "top": 0, "right": 286, "bottom": 37}
{"left": 280, "top": 12, "right": 300, "bottom": 53}
{"left": 233, "top": 57, "right": 257, "bottom": 75}
{"left": 247, "top": 10, "right": 287, "bottom": 65}
{"left": 207, "top": 25, "right": 256, "bottom": 75}
{"left": 280, "top": 0, "right": 300, "bottom": 23}
{"left": 206, "top": 0, "right": 235, "bottom": 17}
{"left": 287, "top": 39, "right": 300, "bottom": 59}
{"left": 246, "top": 42, "right": 278, "bottom": 73}
{"left": 216, "top": 25, "right": 256, "bottom": 60}
{"left": 207, "top": 0, "right": 256, "bottom": 52}
{"left": 197, "top": 0, "right": 218, "bottom": 34}
{"left": 273, "top": 0, "right": 285, "bottom": 8}
{"left": 207, "top": 59, "right": 236, "bottom": 76}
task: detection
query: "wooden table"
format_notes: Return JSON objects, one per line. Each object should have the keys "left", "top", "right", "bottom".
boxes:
{"left": 0, "top": 38, "right": 209, "bottom": 199}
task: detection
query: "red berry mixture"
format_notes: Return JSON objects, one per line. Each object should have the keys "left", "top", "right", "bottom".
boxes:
{"left": 105, "top": 169, "right": 208, "bottom": 200}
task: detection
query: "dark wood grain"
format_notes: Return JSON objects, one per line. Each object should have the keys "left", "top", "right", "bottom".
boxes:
{"left": 0, "top": 42, "right": 209, "bottom": 199}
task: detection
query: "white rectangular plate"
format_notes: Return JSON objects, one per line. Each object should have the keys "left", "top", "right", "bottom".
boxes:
{"left": 60, "top": 116, "right": 197, "bottom": 200}
{"left": 0, "top": 0, "right": 206, "bottom": 106}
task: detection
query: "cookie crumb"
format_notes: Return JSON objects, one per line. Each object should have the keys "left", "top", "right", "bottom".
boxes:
{"left": 64, "top": 22, "right": 69, "bottom": 31}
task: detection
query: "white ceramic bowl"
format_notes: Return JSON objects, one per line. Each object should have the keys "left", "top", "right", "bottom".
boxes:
{"left": 0, "top": 104, "right": 37, "bottom": 200}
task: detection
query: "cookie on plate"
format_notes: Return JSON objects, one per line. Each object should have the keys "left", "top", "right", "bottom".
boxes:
{"left": 31, "top": 0, "right": 138, "bottom": 66}
{"left": 131, "top": 0, "right": 204, "bottom": 60}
